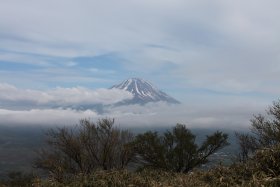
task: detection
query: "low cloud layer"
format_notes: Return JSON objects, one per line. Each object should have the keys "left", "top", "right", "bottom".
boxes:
{"left": 0, "top": 100, "right": 268, "bottom": 130}
{"left": 0, "top": 108, "right": 98, "bottom": 126}
{"left": 0, "top": 82, "right": 271, "bottom": 130}
{"left": 0, "top": 83, "right": 133, "bottom": 109}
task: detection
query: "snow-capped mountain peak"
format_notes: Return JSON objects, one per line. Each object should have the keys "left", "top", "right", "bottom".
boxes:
{"left": 111, "top": 78, "right": 180, "bottom": 104}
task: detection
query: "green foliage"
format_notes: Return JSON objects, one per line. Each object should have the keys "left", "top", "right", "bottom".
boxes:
{"left": 132, "top": 124, "right": 229, "bottom": 172}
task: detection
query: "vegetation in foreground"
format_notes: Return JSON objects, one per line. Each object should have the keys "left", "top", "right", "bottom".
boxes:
{"left": 1, "top": 144, "right": 280, "bottom": 187}
{"left": 34, "top": 118, "right": 228, "bottom": 181}
{"left": 1, "top": 100, "right": 280, "bottom": 186}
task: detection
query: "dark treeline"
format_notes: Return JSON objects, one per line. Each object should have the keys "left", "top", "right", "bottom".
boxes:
{"left": 34, "top": 118, "right": 228, "bottom": 181}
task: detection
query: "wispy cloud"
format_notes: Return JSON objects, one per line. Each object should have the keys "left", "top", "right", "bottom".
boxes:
{"left": 0, "top": 1, "right": 279, "bottom": 96}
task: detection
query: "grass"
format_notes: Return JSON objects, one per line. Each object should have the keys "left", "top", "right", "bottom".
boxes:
{"left": 1, "top": 144, "right": 279, "bottom": 187}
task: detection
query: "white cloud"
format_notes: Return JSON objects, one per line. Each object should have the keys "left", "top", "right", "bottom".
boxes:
{"left": 0, "top": 0, "right": 279, "bottom": 128}
{"left": 48, "top": 87, "right": 132, "bottom": 105}
{"left": 0, "top": 0, "right": 278, "bottom": 58}
{"left": 101, "top": 99, "right": 269, "bottom": 130}
{"left": 0, "top": 81, "right": 271, "bottom": 129}
{"left": 0, "top": 108, "right": 98, "bottom": 126}
{"left": 0, "top": 83, "right": 133, "bottom": 108}
{"left": 0, "top": 100, "right": 268, "bottom": 130}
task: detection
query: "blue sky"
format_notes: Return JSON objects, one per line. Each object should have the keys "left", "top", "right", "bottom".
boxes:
{"left": 0, "top": 0, "right": 279, "bottom": 128}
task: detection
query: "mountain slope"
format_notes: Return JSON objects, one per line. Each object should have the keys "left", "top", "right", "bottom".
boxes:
{"left": 111, "top": 78, "right": 180, "bottom": 105}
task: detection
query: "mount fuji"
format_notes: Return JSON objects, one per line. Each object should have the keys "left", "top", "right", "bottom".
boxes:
{"left": 111, "top": 78, "right": 180, "bottom": 105}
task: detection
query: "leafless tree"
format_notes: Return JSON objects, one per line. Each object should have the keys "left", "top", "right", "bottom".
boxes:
{"left": 236, "top": 100, "right": 280, "bottom": 162}
{"left": 35, "top": 118, "right": 134, "bottom": 180}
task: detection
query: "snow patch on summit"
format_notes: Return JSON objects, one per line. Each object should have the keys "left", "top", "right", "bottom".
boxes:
{"left": 111, "top": 78, "right": 180, "bottom": 105}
